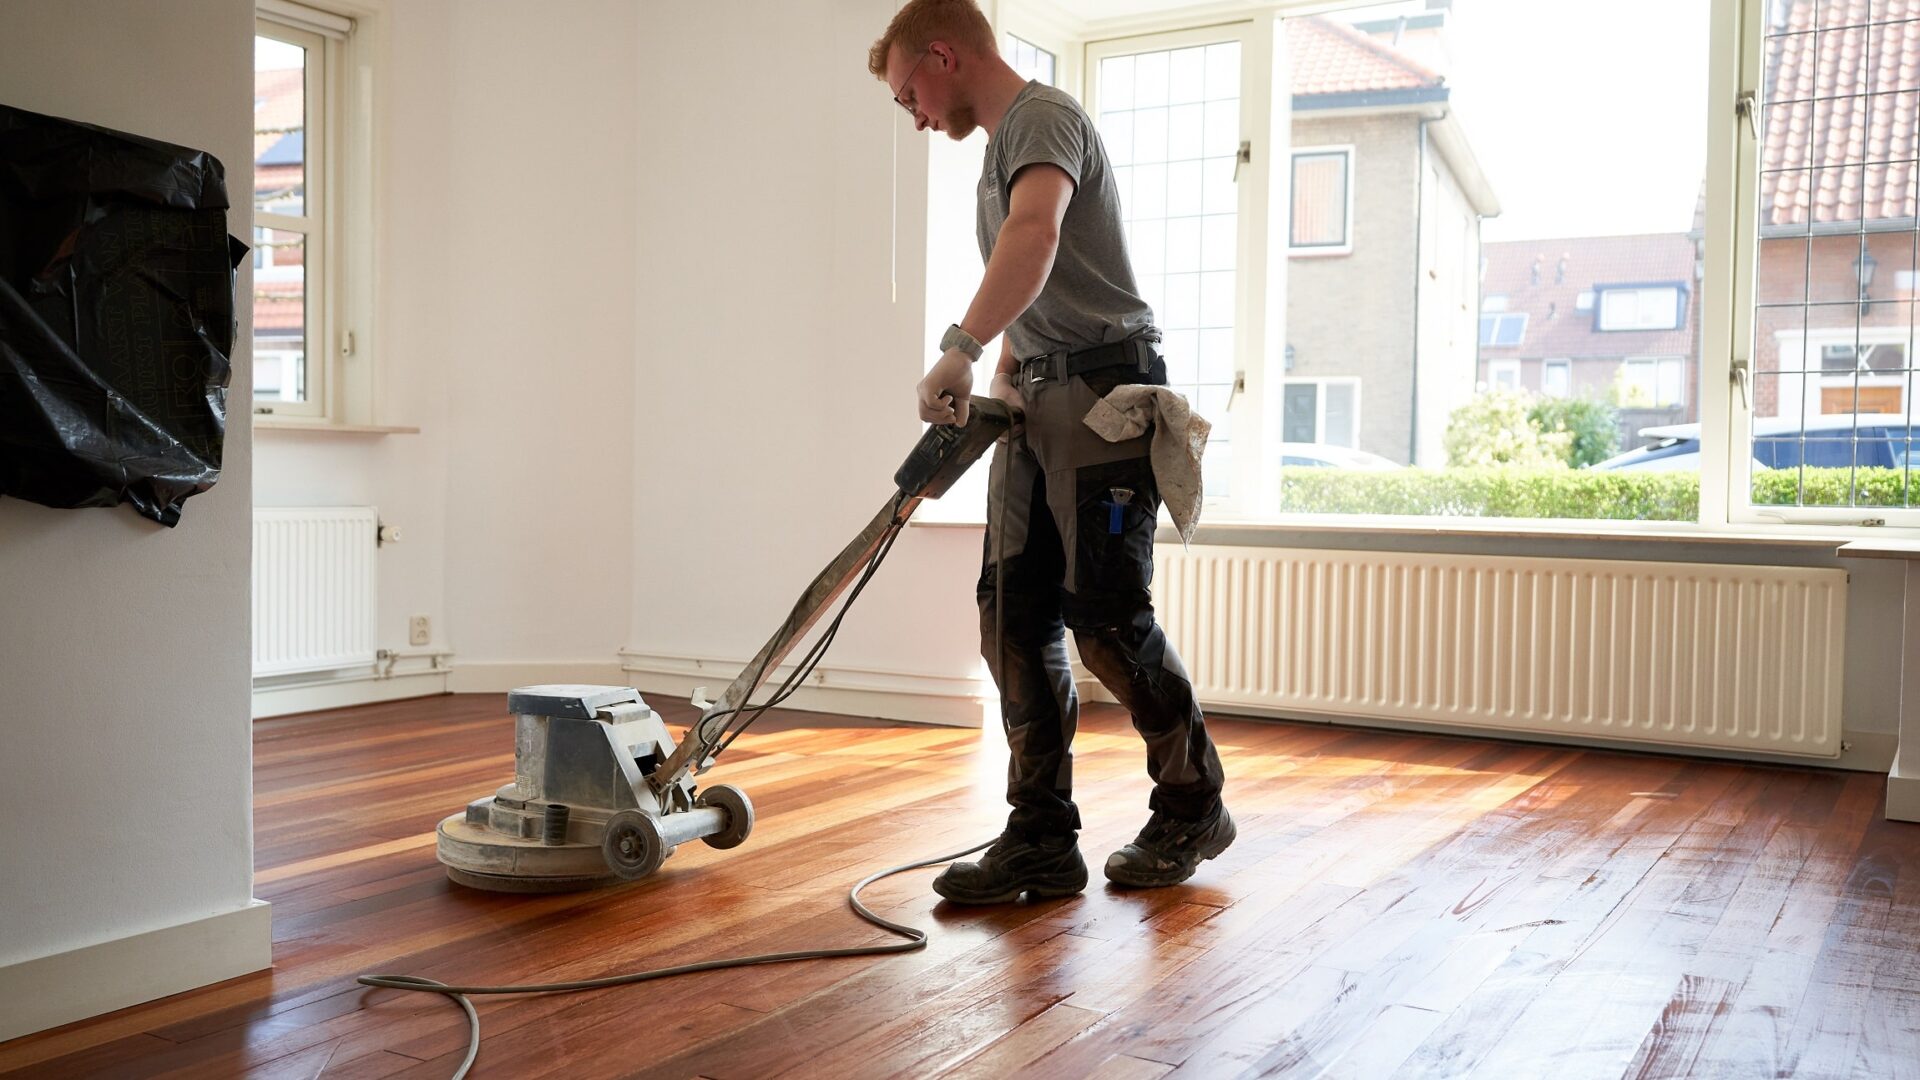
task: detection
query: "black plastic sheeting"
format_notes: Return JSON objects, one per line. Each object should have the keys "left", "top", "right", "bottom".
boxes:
{"left": 0, "top": 103, "right": 245, "bottom": 527}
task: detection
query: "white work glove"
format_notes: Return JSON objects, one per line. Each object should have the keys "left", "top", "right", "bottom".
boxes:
{"left": 988, "top": 370, "right": 1025, "bottom": 441}
{"left": 917, "top": 346, "right": 974, "bottom": 426}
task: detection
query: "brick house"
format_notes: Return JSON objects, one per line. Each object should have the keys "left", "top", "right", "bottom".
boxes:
{"left": 1752, "top": 0, "right": 1920, "bottom": 425}
{"left": 1283, "top": 12, "right": 1499, "bottom": 467}
{"left": 1478, "top": 233, "right": 1701, "bottom": 449}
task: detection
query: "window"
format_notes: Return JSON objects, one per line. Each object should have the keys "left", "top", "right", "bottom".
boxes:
{"left": 1543, "top": 359, "right": 1571, "bottom": 397}
{"left": 1487, "top": 359, "right": 1521, "bottom": 392}
{"left": 1003, "top": 33, "right": 1056, "bottom": 85}
{"left": 1280, "top": 379, "right": 1360, "bottom": 446}
{"left": 1620, "top": 357, "right": 1686, "bottom": 409}
{"left": 1596, "top": 286, "right": 1683, "bottom": 331}
{"left": 254, "top": 1, "right": 369, "bottom": 424}
{"left": 1289, "top": 147, "right": 1352, "bottom": 253}
{"left": 1743, "top": 0, "right": 1920, "bottom": 520}
{"left": 253, "top": 23, "right": 322, "bottom": 414}
{"left": 1478, "top": 313, "right": 1528, "bottom": 347}
{"left": 1092, "top": 32, "right": 1245, "bottom": 494}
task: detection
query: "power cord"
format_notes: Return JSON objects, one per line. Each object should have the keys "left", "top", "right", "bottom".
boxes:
{"left": 360, "top": 441, "right": 1018, "bottom": 1079}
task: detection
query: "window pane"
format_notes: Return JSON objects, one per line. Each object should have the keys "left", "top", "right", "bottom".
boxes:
{"left": 1004, "top": 33, "right": 1056, "bottom": 86}
{"left": 1290, "top": 152, "right": 1347, "bottom": 247}
{"left": 1748, "top": 2, "right": 1919, "bottom": 512}
{"left": 252, "top": 231, "right": 306, "bottom": 404}
{"left": 1283, "top": 383, "right": 1319, "bottom": 442}
{"left": 254, "top": 34, "right": 306, "bottom": 217}
{"left": 1098, "top": 38, "right": 1241, "bottom": 492}
{"left": 1324, "top": 382, "right": 1356, "bottom": 446}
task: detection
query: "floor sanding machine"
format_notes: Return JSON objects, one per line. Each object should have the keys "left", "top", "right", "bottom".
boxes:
{"left": 436, "top": 398, "right": 1015, "bottom": 892}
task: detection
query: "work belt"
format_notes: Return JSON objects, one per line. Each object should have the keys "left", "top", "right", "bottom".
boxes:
{"left": 1018, "top": 335, "right": 1159, "bottom": 383}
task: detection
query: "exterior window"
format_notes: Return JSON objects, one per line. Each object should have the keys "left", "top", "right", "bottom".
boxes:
{"left": 1004, "top": 32, "right": 1056, "bottom": 86}
{"left": 1478, "top": 313, "right": 1528, "bottom": 347}
{"left": 1289, "top": 148, "right": 1351, "bottom": 252}
{"left": 1543, "top": 359, "right": 1571, "bottom": 397}
{"left": 1621, "top": 357, "right": 1686, "bottom": 408}
{"left": 1597, "top": 286, "right": 1682, "bottom": 331}
{"left": 1488, "top": 359, "right": 1521, "bottom": 392}
{"left": 1280, "top": 379, "right": 1360, "bottom": 446}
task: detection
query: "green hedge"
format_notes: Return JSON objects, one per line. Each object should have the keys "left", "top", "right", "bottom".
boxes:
{"left": 1279, "top": 467, "right": 1699, "bottom": 519}
{"left": 1751, "top": 467, "right": 1920, "bottom": 507}
{"left": 1279, "top": 466, "right": 1920, "bottom": 519}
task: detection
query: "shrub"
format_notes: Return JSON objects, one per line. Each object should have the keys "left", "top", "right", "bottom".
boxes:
{"left": 1444, "top": 390, "right": 1572, "bottom": 468}
{"left": 1529, "top": 396, "right": 1620, "bottom": 468}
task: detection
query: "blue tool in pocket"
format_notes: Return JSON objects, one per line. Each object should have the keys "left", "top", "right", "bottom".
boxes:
{"left": 1107, "top": 487, "right": 1135, "bottom": 534}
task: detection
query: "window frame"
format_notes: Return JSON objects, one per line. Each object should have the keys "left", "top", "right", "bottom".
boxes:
{"left": 1542, "top": 358, "right": 1572, "bottom": 397}
{"left": 1286, "top": 144, "right": 1354, "bottom": 257}
{"left": 1085, "top": 18, "right": 1273, "bottom": 510}
{"left": 1279, "top": 376, "right": 1362, "bottom": 447}
{"left": 253, "top": 0, "right": 378, "bottom": 429}
{"left": 252, "top": 16, "right": 329, "bottom": 419}
{"left": 1725, "top": 0, "right": 1920, "bottom": 530}
{"left": 1595, "top": 283, "right": 1686, "bottom": 332}
{"left": 1486, "top": 358, "right": 1521, "bottom": 393}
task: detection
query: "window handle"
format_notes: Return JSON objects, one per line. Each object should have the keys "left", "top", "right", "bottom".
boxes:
{"left": 1225, "top": 369, "right": 1246, "bottom": 411}
{"left": 1735, "top": 90, "right": 1759, "bottom": 142}
{"left": 1731, "top": 354, "right": 1752, "bottom": 410}
{"left": 1232, "top": 140, "right": 1251, "bottom": 182}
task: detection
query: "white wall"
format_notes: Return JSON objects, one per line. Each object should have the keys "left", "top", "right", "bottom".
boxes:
{"left": 627, "top": 0, "right": 991, "bottom": 719}
{"left": 256, "top": 0, "right": 639, "bottom": 692}
{"left": 0, "top": 0, "right": 269, "bottom": 1033}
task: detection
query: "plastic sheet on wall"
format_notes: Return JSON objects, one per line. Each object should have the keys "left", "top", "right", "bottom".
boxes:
{"left": 0, "top": 102, "right": 245, "bottom": 527}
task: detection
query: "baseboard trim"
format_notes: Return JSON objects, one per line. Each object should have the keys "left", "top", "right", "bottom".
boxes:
{"left": 448, "top": 661, "right": 628, "bottom": 695}
{"left": 0, "top": 900, "right": 271, "bottom": 1042}
{"left": 252, "top": 669, "right": 449, "bottom": 719}
{"left": 619, "top": 650, "right": 988, "bottom": 728}
{"left": 1889, "top": 760, "right": 1920, "bottom": 822}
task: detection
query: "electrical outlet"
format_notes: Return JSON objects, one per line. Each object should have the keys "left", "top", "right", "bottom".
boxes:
{"left": 409, "top": 615, "right": 430, "bottom": 646}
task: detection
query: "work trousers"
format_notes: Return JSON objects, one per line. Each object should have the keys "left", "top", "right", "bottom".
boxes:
{"left": 978, "top": 356, "right": 1225, "bottom": 840}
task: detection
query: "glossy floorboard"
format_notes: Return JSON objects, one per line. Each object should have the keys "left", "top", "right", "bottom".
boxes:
{"left": 2, "top": 693, "right": 1916, "bottom": 1078}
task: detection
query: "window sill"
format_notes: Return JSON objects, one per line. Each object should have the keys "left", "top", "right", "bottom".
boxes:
{"left": 254, "top": 419, "right": 421, "bottom": 435}
{"left": 910, "top": 512, "right": 1915, "bottom": 548}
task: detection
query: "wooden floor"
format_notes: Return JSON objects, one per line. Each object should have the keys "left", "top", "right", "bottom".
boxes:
{"left": 3, "top": 694, "right": 1918, "bottom": 1079}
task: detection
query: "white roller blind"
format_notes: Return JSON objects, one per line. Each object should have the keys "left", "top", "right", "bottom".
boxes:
{"left": 259, "top": 0, "right": 351, "bottom": 39}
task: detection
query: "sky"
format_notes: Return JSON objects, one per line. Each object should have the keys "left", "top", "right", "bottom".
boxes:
{"left": 1424, "top": 0, "right": 1713, "bottom": 241}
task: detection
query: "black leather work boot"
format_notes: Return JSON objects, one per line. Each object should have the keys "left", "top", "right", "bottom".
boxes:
{"left": 931, "top": 830, "right": 1088, "bottom": 904}
{"left": 1104, "top": 804, "right": 1236, "bottom": 887}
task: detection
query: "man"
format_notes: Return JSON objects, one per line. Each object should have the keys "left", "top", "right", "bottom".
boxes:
{"left": 869, "top": 0, "right": 1231, "bottom": 903}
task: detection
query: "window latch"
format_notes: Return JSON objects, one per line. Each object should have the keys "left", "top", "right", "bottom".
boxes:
{"left": 340, "top": 329, "right": 356, "bottom": 358}
{"left": 1731, "top": 354, "right": 1752, "bottom": 409}
{"left": 1231, "top": 140, "right": 1252, "bottom": 182}
{"left": 1225, "top": 369, "right": 1246, "bottom": 411}
{"left": 1735, "top": 90, "right": 1759, "bottom": 141}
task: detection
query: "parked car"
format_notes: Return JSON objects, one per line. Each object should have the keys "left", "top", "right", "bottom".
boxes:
{"left": 1592, "top": 413, "right": 1919, "bottom": 471}
{"left": 1277, "top": 443, "right": 1403, "bottom": 469}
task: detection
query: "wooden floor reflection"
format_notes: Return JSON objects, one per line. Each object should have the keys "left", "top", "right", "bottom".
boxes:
{"left": 2, "top": 692, "right": 1915, "bottom": 1078}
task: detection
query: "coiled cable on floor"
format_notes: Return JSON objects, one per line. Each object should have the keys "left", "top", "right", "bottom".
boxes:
{"left": 357, "top": 836, "right": 993, "bottom": 1080}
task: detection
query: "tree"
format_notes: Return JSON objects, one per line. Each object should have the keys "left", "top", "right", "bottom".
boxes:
{"left": 1529, "top": 396, "right": 1620, "bottom": 468}
{"left": 1444, "top": 390, "right": 1572, "bottom": 468}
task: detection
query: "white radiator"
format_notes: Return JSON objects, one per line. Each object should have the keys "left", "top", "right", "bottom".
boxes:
{"left": 252, "top": 507, "right": 378, "bottom": 678}
{"left": 1153, "top": 547, "right": 1848, "bottom": 758}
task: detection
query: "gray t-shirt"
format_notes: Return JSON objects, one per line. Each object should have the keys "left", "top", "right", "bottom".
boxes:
{"left": 977, "top": 81, "right": 1154, "bottom": 361}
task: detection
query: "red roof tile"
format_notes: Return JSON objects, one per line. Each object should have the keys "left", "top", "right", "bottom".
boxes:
{"left": 1480, "top": 233, "right": 1696, "bottom": 359}
{"left": 1760, "top": 0, "right": 1920, "bottom": 227}
{"left": 1289, "top": 16, "right": 1443, "bottom": 98}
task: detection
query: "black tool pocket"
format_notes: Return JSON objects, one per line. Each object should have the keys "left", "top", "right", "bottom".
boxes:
{"left": 1073, "top": 457, "right": 1160, "bottom": 598}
